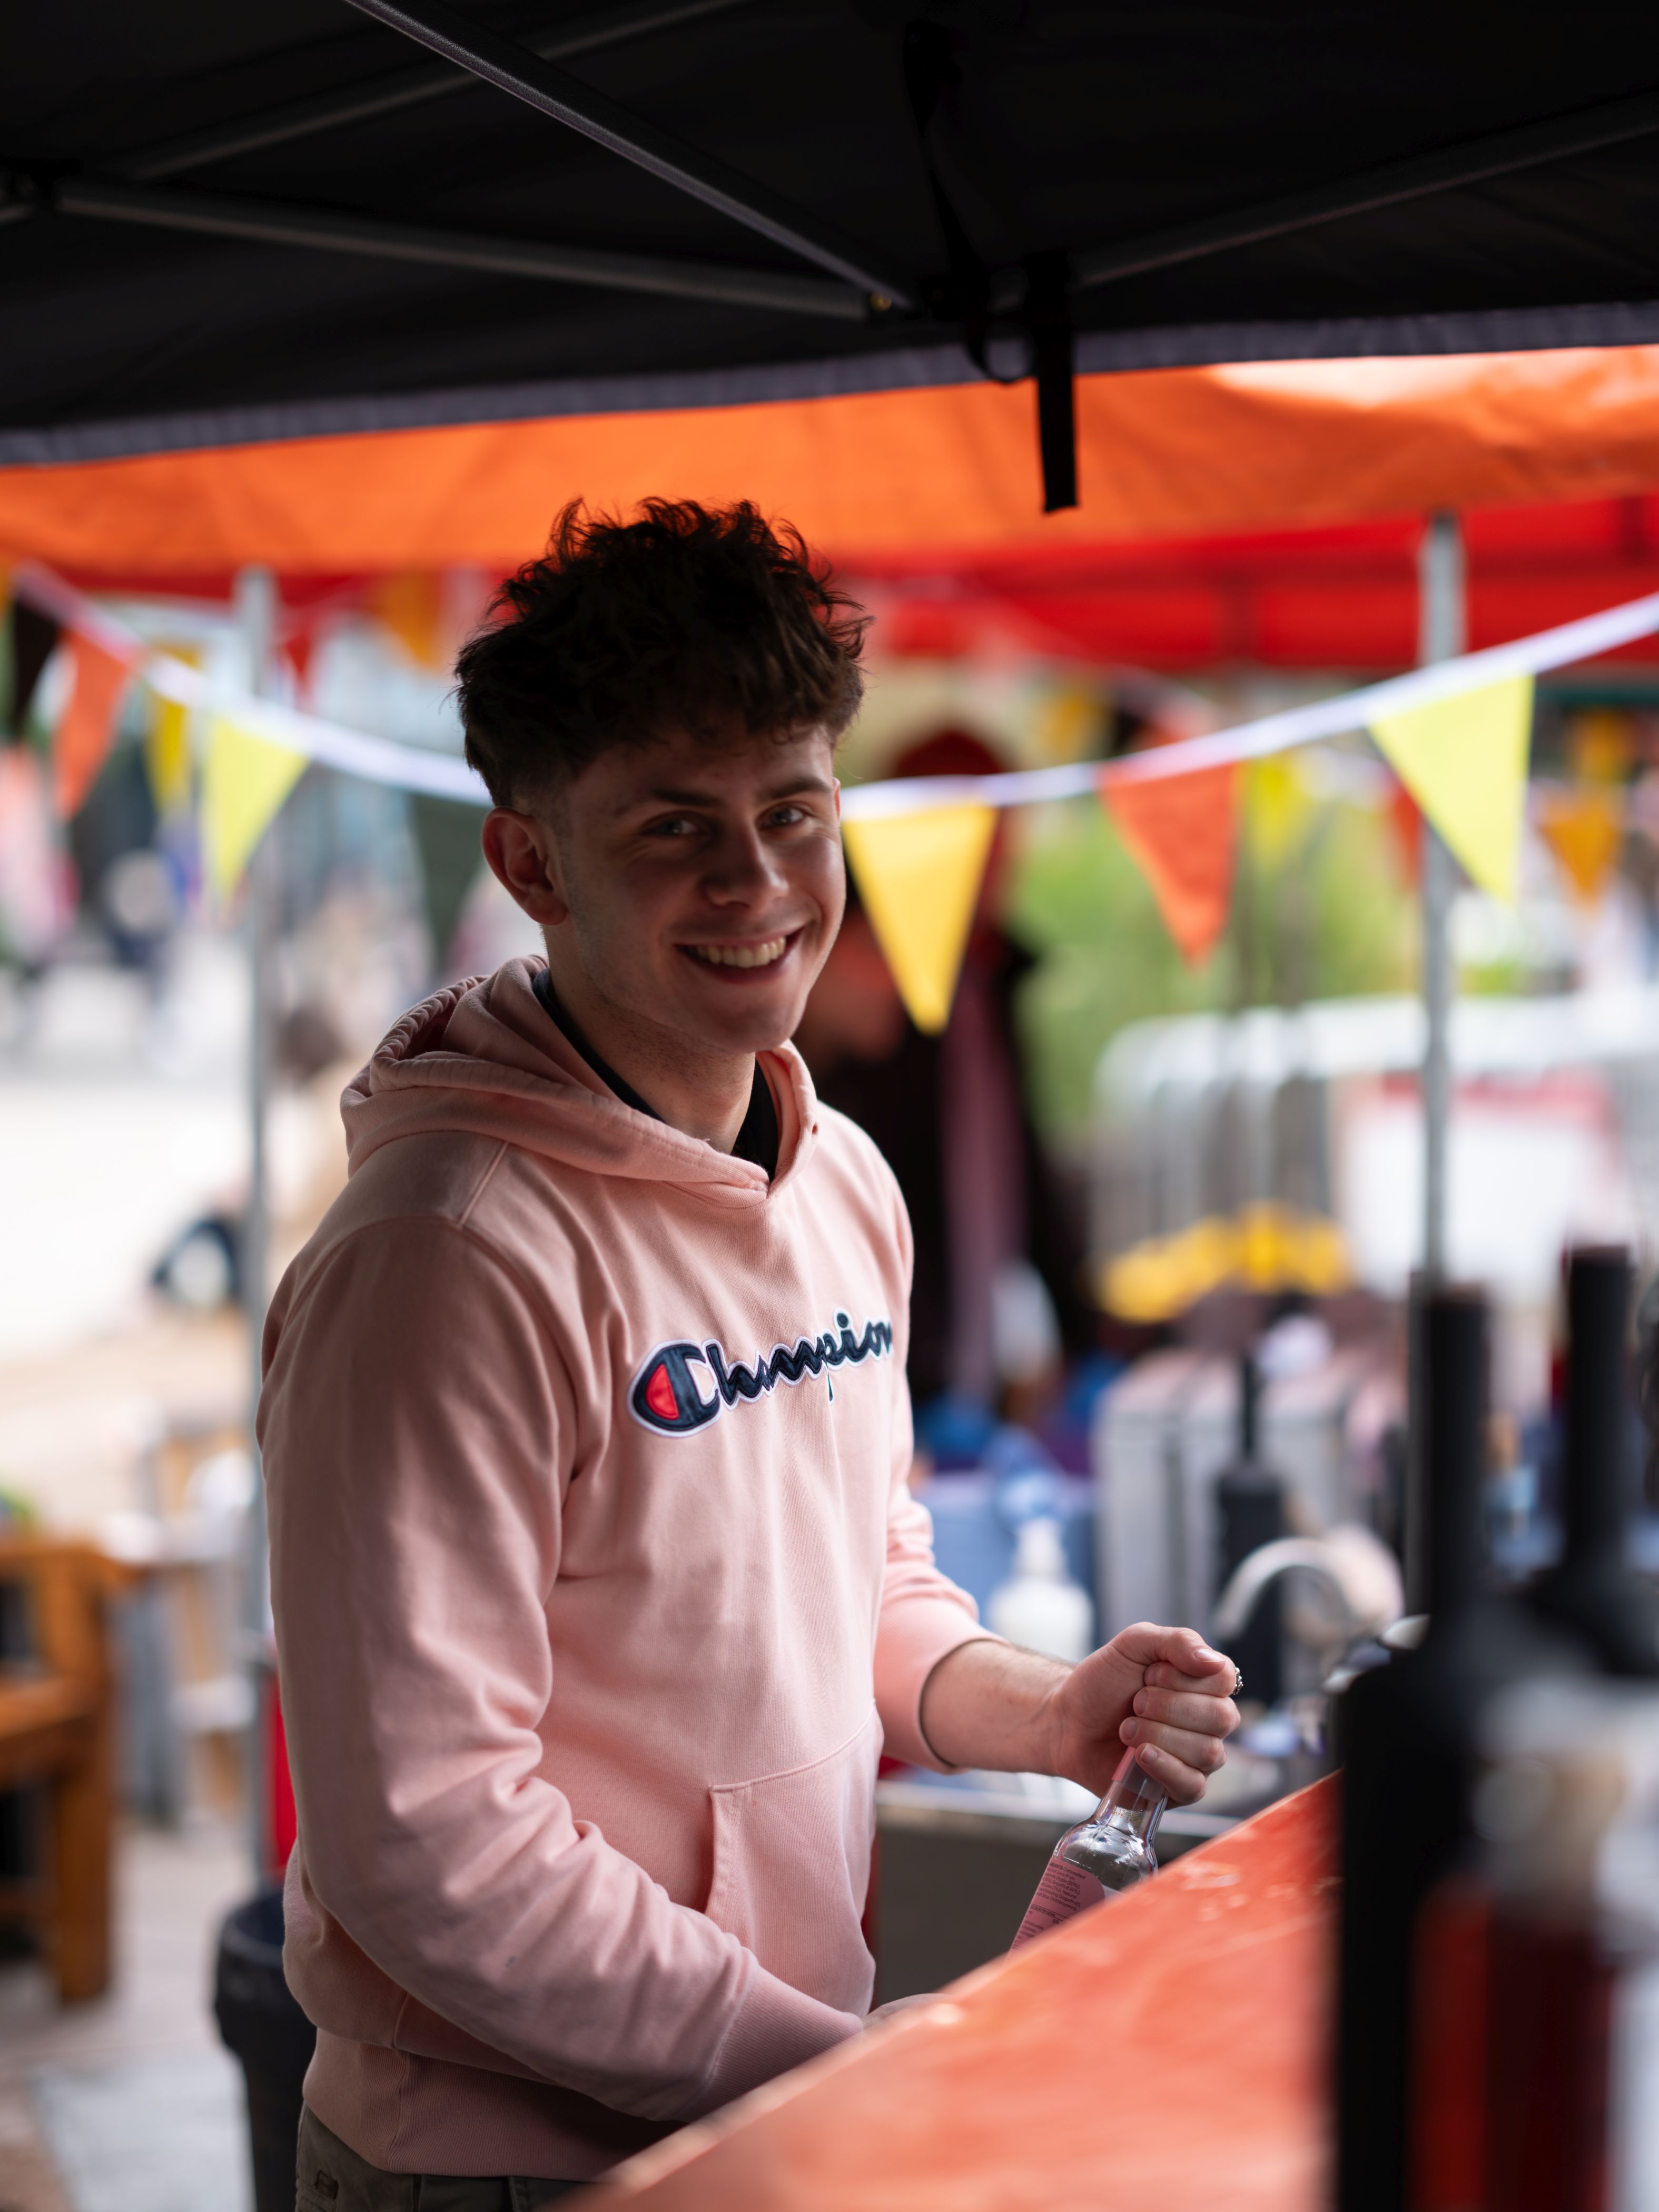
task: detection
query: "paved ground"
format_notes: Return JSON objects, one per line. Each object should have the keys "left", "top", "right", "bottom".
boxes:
{"left": 0, "top": 1820, "right": 254, "bottom": 2212}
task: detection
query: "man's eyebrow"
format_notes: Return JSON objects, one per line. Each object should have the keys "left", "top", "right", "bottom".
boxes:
{"left": 613, "top": 775, "right": 836, "bottom": 814}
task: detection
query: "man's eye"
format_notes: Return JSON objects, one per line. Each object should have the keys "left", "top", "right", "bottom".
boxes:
{"left": 765, "top": 806, "right": 806, "bottom": 828}
{"left": 647, "top": 816, "right": 699, "bottom": 837}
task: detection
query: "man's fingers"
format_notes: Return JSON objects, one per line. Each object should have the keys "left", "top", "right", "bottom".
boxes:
{"left": 1141, "top": 1657, "right": 1238, "bottom": 1697}
{"left": 1123, "top": 1741, "right": 1210, "bottom": 1806}
{"left": 1111, "top": 1623, "right": 1237, "bottom": 1688}
{"left": 1132, "top": 1686, "right": 1240, "bottom": 1738}
{"left": 1121, "top": 1715, "right": 1228, "bottom": 1774}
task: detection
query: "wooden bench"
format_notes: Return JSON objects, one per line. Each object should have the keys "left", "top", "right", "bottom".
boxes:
{"left": 596, "top": 1776, "right": 1337, "bottom": 2210}
{"left": 0, "top": 1537, "right": 124, "bottom": 2002}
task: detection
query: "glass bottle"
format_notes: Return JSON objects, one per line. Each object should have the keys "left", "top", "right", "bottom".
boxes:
{"left": 1476, "top": 1677, "right": 1659, "bottom": 2212}
{"left": 1532, "top": 1246, "right": 1659, "bottom": 1680}
{"left": 1339, "top": 1285, "right": 1579, "bottom": 2212}
{"left": 1009, "top": 1747, "right": 1168, "bottom": 1949}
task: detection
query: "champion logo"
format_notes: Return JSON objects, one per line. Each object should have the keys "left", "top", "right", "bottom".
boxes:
{"left": 629, "top": 1310, "right": 894, "bottom": 1436}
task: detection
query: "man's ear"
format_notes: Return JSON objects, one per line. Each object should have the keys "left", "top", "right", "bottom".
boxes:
{"left": 481, "top": 807, "right": 570, "bottom": 926}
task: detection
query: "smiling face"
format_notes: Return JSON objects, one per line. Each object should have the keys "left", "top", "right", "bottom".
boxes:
{"left": 484, "top": 721, "right": 846, "bottom": 1084}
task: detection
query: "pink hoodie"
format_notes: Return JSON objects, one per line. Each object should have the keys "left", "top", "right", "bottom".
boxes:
{"left": 261, "top": 957, "right": 988, "bottom": 2180}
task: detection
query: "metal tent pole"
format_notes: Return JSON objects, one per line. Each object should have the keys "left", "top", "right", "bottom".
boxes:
{"left": 1418, "top": 512, "right": 1465, "bottom": 1282}
{"left": 234, "top": 564, "right": 278, "bottom": 1877}
{"left": 1404, "top": 514, "right": 1465, "bottom": 1615}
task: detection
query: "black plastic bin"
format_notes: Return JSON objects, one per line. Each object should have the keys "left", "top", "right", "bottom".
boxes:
{"left": 214, "top": 1886, "right": 316, "bottom": 2212}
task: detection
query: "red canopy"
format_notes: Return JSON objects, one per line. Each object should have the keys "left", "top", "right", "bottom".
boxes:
{"left": 857, "top": 497, "right": 1659, "bottom": 671}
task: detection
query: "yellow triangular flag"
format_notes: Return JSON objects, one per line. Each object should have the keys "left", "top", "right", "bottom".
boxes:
{"left": 1247, "top": 755, "right": 1316, "bottom": 868}
{"left": 201, "top": 715, "right": 308, "bottom": 902}
{"left": 841, "top": 803, "right": 996, "bottom": 1034}
{"left": 146, "top": 658, "right": 200, "bottom": 818}
{"left": 1369, "top": 675, "right": 1533, "bottom": 901}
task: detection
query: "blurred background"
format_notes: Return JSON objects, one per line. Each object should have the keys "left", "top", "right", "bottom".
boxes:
{"left": 4, "top": 491, "right": 1659, "bottom": 2205}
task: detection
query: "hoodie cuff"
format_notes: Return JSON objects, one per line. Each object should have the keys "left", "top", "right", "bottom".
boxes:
{"left": 686, "top": 1969, "right": 861, "bottom": 2118}
{"left": 875, "top": 1599, "right": 1002, "bottom": 1771}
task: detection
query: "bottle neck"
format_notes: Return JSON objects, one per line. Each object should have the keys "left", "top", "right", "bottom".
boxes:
{"left": 1095, "top": 1748, "right": 1168, "bottom": 1845}
{"left": 1564, "top": 1248, "right": 1633, "bottom": 1569}
{"left": 1239, "top": 1347, "right": 1260, "bottom": 1463}
{"left": 1421, "top": 1287, "right": 1488, "bottom": 1631}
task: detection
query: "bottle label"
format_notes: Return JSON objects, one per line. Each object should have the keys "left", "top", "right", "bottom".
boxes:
{"left": 1010, "top": 1856, "right": 1108, "bottom": 1949}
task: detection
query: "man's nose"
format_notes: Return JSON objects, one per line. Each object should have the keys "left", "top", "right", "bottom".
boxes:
{"left": 703, "top": 827, "right": 786, "bottom": 903}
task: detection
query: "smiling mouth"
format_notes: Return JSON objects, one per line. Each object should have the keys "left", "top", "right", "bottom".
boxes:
{"left": 682, "top": 931, "right": 795, "bottom": 971}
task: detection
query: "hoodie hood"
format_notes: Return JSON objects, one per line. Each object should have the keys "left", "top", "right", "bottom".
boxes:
{"left": 341, "top": 956, "right": 820, "bottom": 1208}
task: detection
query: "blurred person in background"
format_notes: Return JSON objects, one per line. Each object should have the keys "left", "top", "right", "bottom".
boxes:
{"left": 260, "top": 505, "right": 1237, "bottom": 2208}
{"left": 794, "top": 729, "right": 1093, "bottom": 1443}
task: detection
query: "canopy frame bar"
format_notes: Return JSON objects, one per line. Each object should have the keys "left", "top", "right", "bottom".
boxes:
{"left": 1072, "top": 83, "right": 1659, "bottom": 291}
{"left": 115, "top": 0, "right": 746, "bottom": 182}
{"left": 46, "top": 177, "right": 869, "bottom": 321}
{"left": 339, "top": 0, "right": 916, "bottom": 307}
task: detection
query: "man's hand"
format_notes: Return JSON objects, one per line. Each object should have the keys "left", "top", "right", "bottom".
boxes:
{"left": 1041, "top": 1624, "right": 1238, "bottom": 1803}
{"left": 918, "top": 1626, "right": 1239, "bottom": 1805}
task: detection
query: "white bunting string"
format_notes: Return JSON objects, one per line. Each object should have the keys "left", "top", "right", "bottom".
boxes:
{"left": 16, "top": 560, "right": 1659, "bottom": 818}
{"left": 14, "top": 561, "right": 489, "bottom": 805}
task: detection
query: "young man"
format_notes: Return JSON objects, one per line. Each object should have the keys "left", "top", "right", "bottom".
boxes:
{"left": 263, "top": 501, "right": 1239, "bottom": 2208}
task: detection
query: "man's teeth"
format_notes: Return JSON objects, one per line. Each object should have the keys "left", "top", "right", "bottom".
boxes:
{"left": 688, "top": 936, "right": 787, "bottom": 969}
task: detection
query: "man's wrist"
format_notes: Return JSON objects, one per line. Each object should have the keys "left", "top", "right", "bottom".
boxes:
{"left": 1030, "top": 1663, "right": 1077, "bottom": 1780}
{"left": 918, "top": 1637, "right": 1074, "bottom": 1773}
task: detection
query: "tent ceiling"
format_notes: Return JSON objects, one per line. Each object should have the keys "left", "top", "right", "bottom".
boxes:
{"left": 7, "top": 2, "right": 1659, "bottom": 479}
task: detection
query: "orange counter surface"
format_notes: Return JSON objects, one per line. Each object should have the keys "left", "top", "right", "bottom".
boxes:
{"left": 595, "top": 1776, "right": 1337, "bottom": 2210}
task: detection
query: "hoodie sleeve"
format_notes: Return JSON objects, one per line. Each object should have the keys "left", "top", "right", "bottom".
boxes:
{"left": 867, "top": 1162, "right": 998, "bottom": 1771}
{"left": 262, "top": 1214, "right": 858, "bottom": 2125}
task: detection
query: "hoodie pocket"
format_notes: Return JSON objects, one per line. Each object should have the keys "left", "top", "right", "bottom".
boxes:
{"left": 705, "top": 1706, "right": 880, "bottom": 2018}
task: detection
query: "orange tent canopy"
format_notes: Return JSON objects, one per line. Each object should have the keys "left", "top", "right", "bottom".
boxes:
{"left": 6, "top": 345, "right": 1659, "bottom": 582}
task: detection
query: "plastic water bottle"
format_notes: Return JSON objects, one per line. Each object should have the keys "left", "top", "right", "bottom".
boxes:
{"left": 1009, "top": 1747, "right": 1168, "bottom": 1948}
{"left": 987, "top": 1515, "right": 1095, "bottom": 1664}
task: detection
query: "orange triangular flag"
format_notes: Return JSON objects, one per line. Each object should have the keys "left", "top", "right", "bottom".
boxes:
{"left": 1387, "top": 778, "right": 1423, "bottom": 891}
{"left": 1538, "top": 787, "right": 1624, "bottom": 903}
{"left": 1102, "top": 762, "right": 1239, "bottom": 964}
{"left": 371, "top": 571, "right": 448, "bottom": 670}
{"left": 53, "top": 631, "right": 133, "bottom": 817}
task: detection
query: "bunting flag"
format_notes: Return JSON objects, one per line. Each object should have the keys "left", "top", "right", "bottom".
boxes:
{"left": 1386, "top": 778, "right": 1423, "bottom": 891}
{"left": 281, "top": 627, "right": 317, "bottom": 705}
{"left": 841, "top": 803, "right": 996, "bottom": 1033}
{"left": 1566, "top": 705, "right": 1634, "bottom": 786}
{"left": 0, "top": 565, "right": 12, "bottom": 732}
{"left": 53, "top": 630, "right": 134, "bottom": 817}
{"left": 410, "top": 793, "right": 486, "bottom": 975}
{"left": 8, "top": 598, "right": 62, "bottom": 735}
{"left": 1537, "top": 786, "right": 1624, "bottom": 902}
{"left": 145, "top": 650, "right": 200, "bottom": 817}
{"left": 1102, "top": 762, "right": 1239, "bottom": 964}
{"left": 1368, "top": 675, "right": 1534, "bottom": 901}
{"left": 1246, "top": 754, "right": 1316, "bottom": 868}
{"left": 201, "top": 714, "right": 308, "bottom": 902}
{"left": 371, "top": 571, "right": 448, "bottom": 671}
{"left": 0, "top": 743, "right": 71, "bottom": 963}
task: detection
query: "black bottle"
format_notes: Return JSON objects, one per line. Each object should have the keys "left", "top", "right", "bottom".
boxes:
{"left": 1530, "top": 1245, "right": 1659, "bottom": 1678}
{"left": 1335, "top": 1286, "right": 1569, "bottom": 2212}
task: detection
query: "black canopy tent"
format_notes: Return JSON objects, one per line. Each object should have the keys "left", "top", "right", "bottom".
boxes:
{"left": 6, "top": 2, "right": 1659, "bottom": 508}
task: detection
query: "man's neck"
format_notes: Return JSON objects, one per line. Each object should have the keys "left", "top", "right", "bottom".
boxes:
{"left": 541, "top": 945, "right": 757, "bottom": 1152}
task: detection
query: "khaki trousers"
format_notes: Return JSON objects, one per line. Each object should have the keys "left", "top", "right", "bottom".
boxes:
{"left": 297, "top": 2105, "right": 584, "bottom": 2211}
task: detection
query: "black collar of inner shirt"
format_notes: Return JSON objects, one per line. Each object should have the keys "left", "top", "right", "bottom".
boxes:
{"left": 532, "top": 967, "right": 778, "bottom": 1178}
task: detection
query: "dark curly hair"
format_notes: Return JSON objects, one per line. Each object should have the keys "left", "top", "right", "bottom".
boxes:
{"left": 455, "top": 499, "right": 870, "bottom": 806}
